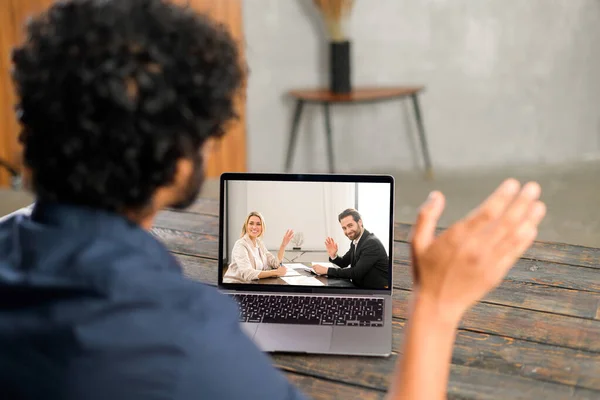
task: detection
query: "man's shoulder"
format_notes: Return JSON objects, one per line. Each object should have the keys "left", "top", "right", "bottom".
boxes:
{"left": 360, "top": 231, "right": 386, "bottom": 251}
{"left": 363, "top": 230, "right": 381, "bottom": 244}
{"left": 62, "top": 279, "right": 246, "bottom": 400}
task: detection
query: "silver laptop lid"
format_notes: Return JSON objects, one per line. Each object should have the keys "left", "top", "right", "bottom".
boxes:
{"left": 218, "top": 173, "right": 394, "bottom": 295}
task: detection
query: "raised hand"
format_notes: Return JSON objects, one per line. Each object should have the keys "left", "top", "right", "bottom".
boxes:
{"left": 324, "top": 237, "right": 338, "bottom": 259}
{"left": 281, "top": 229, "right": 294, "bottom": 248}
{"left": 410, "top": 178, "right": 546, "bottom": 323}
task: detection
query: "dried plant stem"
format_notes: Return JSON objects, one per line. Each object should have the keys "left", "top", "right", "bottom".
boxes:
{"left": 313, "top": 0, "right": 354, "bottom": 41}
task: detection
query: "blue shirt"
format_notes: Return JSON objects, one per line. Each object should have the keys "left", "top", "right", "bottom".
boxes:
{"left": 0, "top": 202, "right": 307, "bottom": 400}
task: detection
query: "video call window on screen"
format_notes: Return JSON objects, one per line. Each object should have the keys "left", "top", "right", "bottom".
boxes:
{"left": 220, "top": 179, "right": 393, "bottom": 290}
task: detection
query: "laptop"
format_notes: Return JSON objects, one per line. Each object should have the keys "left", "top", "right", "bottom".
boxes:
{"left": 218, "top": 172, "right": 394, "bottom": 356}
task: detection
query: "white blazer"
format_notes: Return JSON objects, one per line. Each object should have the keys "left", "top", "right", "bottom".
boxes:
{"left": 223, "top": 234, "right": 279, "bottom": 283}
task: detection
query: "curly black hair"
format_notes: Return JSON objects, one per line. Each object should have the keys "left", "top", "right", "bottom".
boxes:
{"left": 12, "top": 0, "right": 243, "bottom": 212}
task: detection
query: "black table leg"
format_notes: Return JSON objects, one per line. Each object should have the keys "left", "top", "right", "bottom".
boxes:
{"left": 284, "top": 100, "right": 305, "bottom": 172}
{"left": 410, "top": 94, "right": 433, "bottom": 179}
{"left": 323, "top": 102, "right": 335, "bottom": 173}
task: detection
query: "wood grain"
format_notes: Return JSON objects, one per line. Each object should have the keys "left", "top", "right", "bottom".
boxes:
{"left": 150, "top": 227, "right": 219, "bottom": 259}
{"left": 288, "top": 87, "right": 424, "bottom": 103}
{"left": 390, "top": 241, "right": 600, "bottom": 293}
{"left": 156, "top": 201, "right": 600, "bottom": 398}
{"left": 446, "top": 364, "right": 599, "bottom": 400}
{"left": 0, "top": 0, "right": 56, "bottom": 186}
{"left": 0, "top": 0, "right": 65, "bottom": 187}
{"left": 278, "top": 344, "right": 600, "bottom": 399}
{"left": 393, "top": 223, "right": 600, "bottom": 269}
{"left": 392, "top": 289, "right": 600, "bottom": 353}
{"left": 284, "top": 372, "right": 384, "bottom": 400}
{"left": 392, "top": 262, "right": 600, "bottom": 318}
{"left": 0, "top": 1, "right": 247, "bottom": 188}
{"left": 154, "top": 211, "right": 220, "bottom": 235}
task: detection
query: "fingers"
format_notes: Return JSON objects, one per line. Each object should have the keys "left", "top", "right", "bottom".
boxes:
{"left": 492, "top": 200, "right": 546, "bottom": 272}
{"left": 484, "top": 182, "right": 542, "bottom": 245}
{"left": 411, "top": 191, "right": 445, "bottom": 253}
{"left": 324, "top": 237, "right": 337, "bottom": 247}
{"left": 283, "top": 229, "right": 294, "bottom": 242}
{"left": 462, "top": 179, "right": 521, "bottom": 233}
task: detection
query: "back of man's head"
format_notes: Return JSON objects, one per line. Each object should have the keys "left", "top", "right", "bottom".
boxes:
{"left": 12, "top": 0, "right": 243, "bottom": 213}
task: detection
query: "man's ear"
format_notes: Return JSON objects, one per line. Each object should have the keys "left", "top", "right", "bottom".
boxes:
{"left": 173, "top": 157, "right": 194, "bottom": 188}
{"left": 153, "top": 157, "right": 193, "bottom": 210}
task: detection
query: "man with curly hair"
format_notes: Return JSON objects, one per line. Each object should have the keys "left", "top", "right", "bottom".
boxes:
{"left": 0, "top": 0, "right": 306, "bottom": 399}
{"left": 0, "top": 0, "right": 547, "bottom": 399}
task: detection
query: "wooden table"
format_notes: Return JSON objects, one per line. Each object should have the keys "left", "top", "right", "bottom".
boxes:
{"left": 224, "top": 262, "right": 357, "bottom": 287}
{"left": 284, "top": 87, "right": 434, "bottom": 179}
{"left": 153, "top": 198, "right": 600, "bottom": 400}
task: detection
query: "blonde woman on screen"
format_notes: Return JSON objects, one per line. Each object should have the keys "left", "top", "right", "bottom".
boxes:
{"left": 223, "top": 211, "right": 294, "bottom": 283}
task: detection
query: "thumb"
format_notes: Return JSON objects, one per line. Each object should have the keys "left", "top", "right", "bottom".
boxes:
{"left": 411, "top": 191, "right": 445, "bottom": 253}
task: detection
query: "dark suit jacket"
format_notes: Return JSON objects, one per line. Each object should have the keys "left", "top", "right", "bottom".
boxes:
{"left": 327, "top": 229, "right": 390, "bottom": 289}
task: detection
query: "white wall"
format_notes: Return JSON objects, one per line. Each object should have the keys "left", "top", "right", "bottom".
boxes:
{"left": 242, "top": 0, "right": 600, "bottom": 173}
{"left": 357, "top": 182, "right": 392, "bottom": 256}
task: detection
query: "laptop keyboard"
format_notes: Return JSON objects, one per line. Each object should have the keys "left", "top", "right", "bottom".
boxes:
{"left": 231, "top": 294, "right": 385, "bottom": 327}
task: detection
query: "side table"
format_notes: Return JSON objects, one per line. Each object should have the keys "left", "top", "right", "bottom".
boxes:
{"left": 284, "top": 86, "right": 433, "bottom": 179}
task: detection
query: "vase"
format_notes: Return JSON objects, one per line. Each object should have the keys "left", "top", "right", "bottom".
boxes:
{"left": 329, "top": 40, "right": 351, "bottom": 94}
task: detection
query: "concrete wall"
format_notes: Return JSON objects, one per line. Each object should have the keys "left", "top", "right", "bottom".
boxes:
{"left": 242, "top": 0, "right": 600, "bottom": 173}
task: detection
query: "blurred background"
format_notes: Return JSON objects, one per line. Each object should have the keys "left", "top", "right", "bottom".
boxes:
{"left": 1, "top": 0, "right": 599, "bottom": 247}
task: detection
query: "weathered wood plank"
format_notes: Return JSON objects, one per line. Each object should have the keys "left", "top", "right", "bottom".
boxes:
{"left": 392, "top": 290, "right": 600, "bottom": 353}
{"left": 273, "top": 320, "right": 600, "bottom": 392}
{"left": 393, "top": 223, "right": 600, "bottom": 269}
{"left": 283, "top": 355, "right": 600, "bottom": 400}
{"left": 393, "top": 264, "right": 600, "bottom": 319}
{"left": 176, "top": 253, "right": 221, "bottom": 282}
{"left": 392, "top": 242, "right": 600, "bottom": 293}
{"left": 521, "top": 241, "right": 600, "bottom": 270}
{"left": 446, "top": 364, "right": 600, "bottom": 400}
{"left": 154, "top": 211, "right": 219, "bottom": 235}
{"left": 448, "top": 330, "right": 600, "bottom": 391}
{"left": 481, "top": 281, "right": 599, "bottom": 320}
{"left": 284, "top": 372, "right": 384, "bottom": 400}
{"left": 150, "top": 227, "right": 219, "bottom": 259}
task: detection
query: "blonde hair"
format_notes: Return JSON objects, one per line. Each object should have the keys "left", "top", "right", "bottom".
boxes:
{"left": 241, "top": 211, "right": 266, "bottom": 238}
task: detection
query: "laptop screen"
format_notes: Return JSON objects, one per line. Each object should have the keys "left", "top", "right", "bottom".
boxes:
{"left": 218, "top": 173, "right": 394, "bottom": 293}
